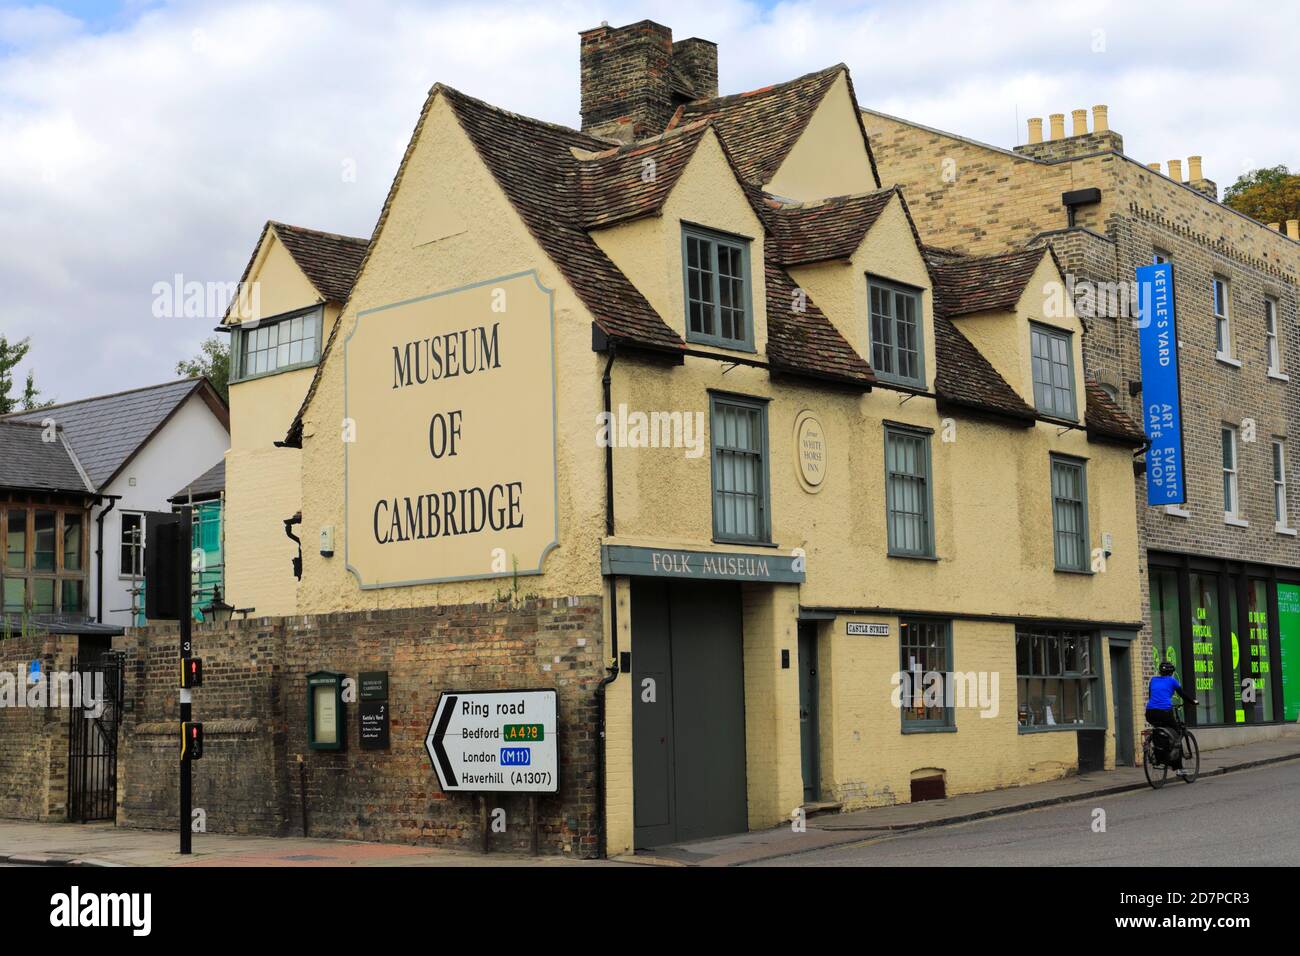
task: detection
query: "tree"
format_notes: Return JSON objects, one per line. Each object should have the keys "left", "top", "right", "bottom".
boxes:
{"left": 176, "top": 337, "right": 230, "bottom": 401}
{"left": 1223, "top": 165, "right": 1300, "bottom": 225}
{"left": 0, "top": 334, "right": 48, "bottom": 414}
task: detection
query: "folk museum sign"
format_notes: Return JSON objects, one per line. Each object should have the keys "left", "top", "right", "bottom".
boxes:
{"left": 344, "top": 271, "right": 559, "bottom": 588}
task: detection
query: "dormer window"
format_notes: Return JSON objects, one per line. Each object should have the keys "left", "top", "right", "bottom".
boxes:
{"left": 682, "top": 225, "right": 754, "bottom": 351}
{"left": 1030, "top": 322, "right": 1077, "bottom": 420}
{"left": 868, "top": 277, "right": 924, "bottom": 389}
{"left": 231, "top": 306, "right": 322, "bottom": 383}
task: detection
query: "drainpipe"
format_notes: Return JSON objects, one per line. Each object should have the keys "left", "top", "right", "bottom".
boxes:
{"left": 594, "top": 346, "right": 621, "bottom": 858}
{"left": 283, "top": 514, "right": 303, "bottom": 580}
{"left": 95, "top": 495, "right": 122, "bottom": 624}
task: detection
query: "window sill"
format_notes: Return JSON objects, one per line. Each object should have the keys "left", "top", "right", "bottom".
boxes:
{"left": 1224, "top": 514, "right": 1249, "bottom": 528}
{"left": 1276, "top": 524, "right": 1297, "bottom": 537}
{"left": 685, "top": 336, "right": 757, "bottom": 355}
{"left": 1018, "top": 723, "right": 1104, "bottom": 734}
{"left": 1054, "top": 567, "right": 1095, "bottom": 576}
{"left": 711, "top": 537, "right": 778, "bottom": 549}
{"left": 887, "top": 551, "right": 939, "bottom": 562}
{"left": 1215, "top": 352, "right": 1242, "bottom": 369}
{"left": 901, "top": 723, "right": 957, "bottom": 735}
{"left": 1268, "top": 370, "right": 1290, "bottom": 382}
{"left": 1164, "top": 505, "right": 1191, "bottom": 518}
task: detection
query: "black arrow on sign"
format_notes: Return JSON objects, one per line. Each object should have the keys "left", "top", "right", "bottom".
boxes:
{"left": 432, "top": 694, "right": 458, "bottom": 788}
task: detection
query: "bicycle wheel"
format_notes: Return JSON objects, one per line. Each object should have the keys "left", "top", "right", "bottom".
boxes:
{"left": 1143, "top": 738, "right": 1168, "bottom": 789}
{"left": 1181, "top": 731, "right": 1200, "bottom": 783}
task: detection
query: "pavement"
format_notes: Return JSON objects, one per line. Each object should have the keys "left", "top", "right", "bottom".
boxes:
{"left": 4, "top": 734, "right": 1297, "bottom": 868}
{"left": 0, "top": 823, "right": 617, "bottom": 868}
{"left": 631, "top": 733, "right": 1300, "bottom": 867}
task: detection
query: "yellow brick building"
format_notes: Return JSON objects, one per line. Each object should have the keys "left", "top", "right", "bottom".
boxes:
{"left": 221, "top": 19, "right": 1147, "bottom": 855}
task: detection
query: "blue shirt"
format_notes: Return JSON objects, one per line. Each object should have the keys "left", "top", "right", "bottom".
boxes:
{"left": 1148, "top": 675, "right": 1181, "bottom": 710}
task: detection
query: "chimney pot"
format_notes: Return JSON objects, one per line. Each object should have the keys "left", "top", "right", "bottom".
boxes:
{"left": 1147, "top": 163, "right": 1162, "bottom": 171}
{"left": 1288, "top": 220, "right": 1300, "bottom": 241}
{"left": 1092, "top": 105, "right": 1109, "bottom": 132}
{"left": 1071, "top": 109, "right": 1088, "bottom": 136}
{"left": 1188, "top": 156, "right": 1204, "bottom": 182}
{"left": 1268, "top": 222, "right": 1282, "bottom": 232}
{"left": 1027, "top": 117, "right": 1043, "bottom": 144}
{"left": 1049, "top": 113, "right": 1065, "bottom": 140}
{"left": 1167, "top": 159, "right": 1183, "bottom": 182}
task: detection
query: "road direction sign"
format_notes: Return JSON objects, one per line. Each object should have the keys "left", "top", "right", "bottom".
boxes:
{"left": 425, "top": 689, "right": 558, "bottom": 793}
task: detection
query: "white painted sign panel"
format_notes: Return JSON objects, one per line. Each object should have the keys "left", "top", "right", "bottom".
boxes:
{"left": 846, "top": 622, "right": 890, "bottom": 637}
{"left": 424, "top": 689, "right": 558, "bottom": 793}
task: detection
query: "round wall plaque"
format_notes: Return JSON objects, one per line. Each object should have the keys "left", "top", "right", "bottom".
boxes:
{"left": 794, "top": 411, "right": 827, "bottom": 492}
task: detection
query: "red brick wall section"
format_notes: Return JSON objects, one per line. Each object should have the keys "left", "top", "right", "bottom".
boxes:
{"left": 116, "top": 596, "right": 605, "bottom": 857}
{"left": 0, "top": 634, "right": 77, "bottom": 820}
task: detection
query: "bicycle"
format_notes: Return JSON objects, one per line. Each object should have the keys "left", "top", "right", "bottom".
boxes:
{"left": 1142, "top": 700, "right": 1200, "bottom": 788}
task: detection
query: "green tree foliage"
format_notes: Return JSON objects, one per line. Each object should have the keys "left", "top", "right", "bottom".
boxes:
{"left": 0, "top": 334, "right": 48, "bottom": 414}
{"left": 176, "top": 336, "right": 230, "bottom": 401}
{"left": 1223, "top": 165, "right": 1300, "bottom": 225}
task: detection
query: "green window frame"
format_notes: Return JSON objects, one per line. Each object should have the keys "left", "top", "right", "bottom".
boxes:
{"left": 682, "top": 225, "right": 754, "bottom": 351}
{"left": 885, "top": 425, "right": 934, "bottom": 558}
{"left": 869, "top": 277, "right": 924, "bottom": 388}
{"left": 1030, "top": 323, "right": 1077, "bottom": 420}
{"left": 1015, "top": 626, "right": 1102, "bottom": 731}
{"left": 900, "top": 618, "right": 954, "bottom": 731}
{"left": 710, "top": 394, "right": 770, "bottom": 544}
{"left": 230, "top": 305, "right": 322, "bottom": 383}
{"left": 1050, "top": 455, "right": 1090, "bottom": 572}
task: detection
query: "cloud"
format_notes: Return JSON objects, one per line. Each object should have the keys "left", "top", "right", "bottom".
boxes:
{"left": 0, "top": 0, "right": 1295, "bottom": 402}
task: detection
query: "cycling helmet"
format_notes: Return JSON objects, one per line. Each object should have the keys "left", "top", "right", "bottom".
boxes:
{"left": 1158, "top": 661, "right": 1176, "bottom": 676}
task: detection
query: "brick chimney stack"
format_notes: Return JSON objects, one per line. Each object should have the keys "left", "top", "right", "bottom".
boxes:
{"left": 1014, "top": 104, "right": 1123, "bottom": 160}
{"left": 579, "top": 20, "right": 717, "bottom": 143}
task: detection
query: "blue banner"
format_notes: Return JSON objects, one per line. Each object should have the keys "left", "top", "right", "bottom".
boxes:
{"left": 1136, "top": 262, "right": 1186, "bottom": 506}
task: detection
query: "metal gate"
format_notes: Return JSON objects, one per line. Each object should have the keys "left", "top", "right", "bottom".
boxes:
{"left": 67, "top": 652, "right": 126, "bottom": 823}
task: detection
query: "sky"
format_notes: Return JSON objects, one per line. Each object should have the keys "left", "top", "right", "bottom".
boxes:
{"left": 2, "top": 0, "right": 1297, "bottom": 403}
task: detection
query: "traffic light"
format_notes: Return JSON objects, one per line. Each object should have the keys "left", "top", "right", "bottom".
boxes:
{"left": 180, "top": 657, "right": 204, "bottom": 688}
{"left": 181, "top": 721, "right": 203, "bottom": 761}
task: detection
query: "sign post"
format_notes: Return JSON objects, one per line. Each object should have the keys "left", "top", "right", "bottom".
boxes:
{"left": 1136, "top": 261, "right": 1187, "bottom": 506}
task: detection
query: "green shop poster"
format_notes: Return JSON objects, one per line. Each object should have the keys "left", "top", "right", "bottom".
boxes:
{"left": 1277, "top": 583, "right": 1300, "bottom": 722}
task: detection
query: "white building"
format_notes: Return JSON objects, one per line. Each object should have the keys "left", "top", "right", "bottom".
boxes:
{"left": 5, "top": 379, "right": 229, "bottom": 627}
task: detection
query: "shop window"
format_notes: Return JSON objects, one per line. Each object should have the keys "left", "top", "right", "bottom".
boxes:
{"left": 682, "top": 226, "right": 753, "bottom": 350}
{"left": 63, "top": 513, "right": 82, "bottom": 572}
{"left": 869, "top": 278, "right": 924, "bottom": 388}
{"left": 885, "top": 425, "right": 934, "bottom": 557}
{"left": 232, "top": 306, "right": 321, "bottom": 381}
{"left": 1016, "top": 627, "right": 1101, "bottom": 730}
{"left": 1030, "top": 323, "right": 1077, "bottom": 420}
{"left": 1050, "top": 455, "right": 1089, "bottom": 572}
{"left": 5, "top": 510, "right": 24, "bottom": 569}
{"left": 1150, "top": 568, "right": 1182, "bottom": 677}
{"left": 120, "top": 513, "right": 145, "bottom": 577}
{"left": 710, "top": 394, "right": 769, "bottom": 543}
{"left": 33, "top": 511, "right": 55, "bottom": 572}
{"left": 899, "top": 619, "right": 952, "bottom": 730}
{"left": 1189, "top": 573, "right": 1224, "bottom": 725}
{"left": 0, "top": 506, "right": 88, "bottom": 618}
{"left": 1, "top": 578, "right": 25, "bottom": 614}
{"left": 1244, "top": 580, "right": 1275, "bottom": 722}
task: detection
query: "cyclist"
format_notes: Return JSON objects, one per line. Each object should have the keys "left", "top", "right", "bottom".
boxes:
{"left": 1146, "top": 661, "right": 1197, "bottom": 773}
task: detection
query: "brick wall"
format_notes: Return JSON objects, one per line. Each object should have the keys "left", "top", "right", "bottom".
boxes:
{"left": 0, "top": 634, "right": 77, "bottom": 820}
{"left": 116, "top": 596, "right": 605, "bottom": 857}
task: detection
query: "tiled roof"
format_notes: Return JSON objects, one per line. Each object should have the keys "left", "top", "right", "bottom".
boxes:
{"left": 1084, "top": 380, "right": 1147, "bottom": 446}
{"left": 764, "top": 257, "right": 875, "bottom": 387}
{"left": 671, "top": 65, "right": 874, "bottom": 188}
{"left": 0, "top": 421, "right": 92, "bottom": 494}
{"left": 579, "top": 121, "right": 711, "bottom": 229}
{"left": 766, "top": 189, "right": 896, "bottom": 265}
{"left": 170, "top": 458, "right": 226, "bottom": 503}
{"left": 927, "top": 248, "right": 1047, "bottom": 317}
{"left": 442, "top": 85, "right": 684, "bottom": 353}
{"left": 932, "top": 314, "right": 1036, "bottom": 422}
{"left": 270, "top": 222, "right": 369, "bottom": 304}
{"left": 4, "top": 379, "right": 227, "bottom": 490}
